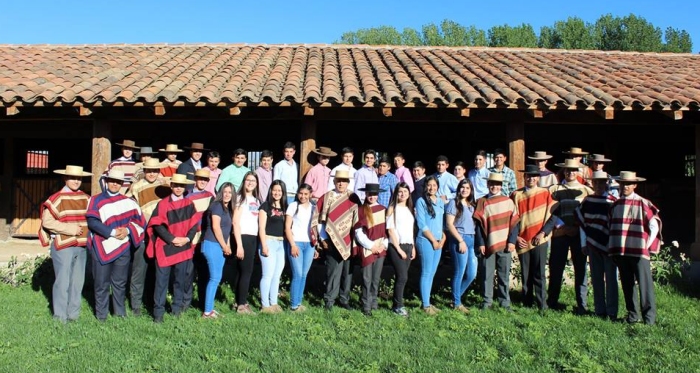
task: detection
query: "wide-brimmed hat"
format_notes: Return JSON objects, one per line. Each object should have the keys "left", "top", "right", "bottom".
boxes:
{"left": 562, "top": 147, "right": 589, "bottom": 156}
{"left": 483, "top": 173, "right": 504, "bottom": 183}
{"left": 169, "top": 174, "right": 195, "bottom": 185}
{"left": 312, "top": 146, "right": 337, "bottom": 157}
{"left": 139, "top": 146, "right": 158, "bottom": 155}
{"left": 188, "top": 168, "right": 211, "bottom": 179}
{"left": 519, "top": 164, "right": 541, "bottom": 175}
{"left": 54, "top": 165, "right": 93, "bottom": 177}
{"left": 142, "top": 158, "right": 166, "bottom": 170}
{"left": 104, "top": 169, "right": 127, "bottom": 182}
{"left": 588, "top": 154, "right": 612, "bottom": 163}
{"left": 358, "top": 183, "right": 386, "bottom": 193}
{"left": 332, "top": 170, "right": 353, "bottom": 179}
{"left": 159, "top": 144, "right": 184, "bottom": 153}
{"left": 527, "top": 151, "right": 553, "bottom": 160}
{"left": 184, "top": 142, "right": 209, "bottom": 151}
{"left": 613, "top": 171, "right": 646, "bottom": 183}
{"left": 587, "top": 170, "right": 610, "bottom": 180}
{"left": 555, "top": 159, "right": 582, "bottom": 169}
{"left": 116, "top": 139, "right": 139, "bottom": 150}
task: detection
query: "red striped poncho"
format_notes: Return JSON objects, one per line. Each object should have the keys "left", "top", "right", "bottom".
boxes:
{"left": 607, "top": 193, "right": 662, "bottom": 260}
{"left": 473, "top": 195, "right": 519, "bottom": 256}
{"left": 353, "top": 204, "right": 387, "bottom": 267}
{"left": 511, "top": 187, "right": 554, "bottom": 254}
{"left": 146, "top": 196, "right": 201, "bottom": 267}
{"left": 39, "top": 190, "right": 89, "bottom": 249}
{"left": 87, "top": 192, "right": 146, "bottom": 264}
{"left": 575, "top": 194, "right": 617, "bottom": 253}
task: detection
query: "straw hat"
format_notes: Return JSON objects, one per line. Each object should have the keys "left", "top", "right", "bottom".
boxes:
{"left": 587, "top": 170, "right": 610, "bottom": 180}
{"left": 54, "top": 165, "right": 93, "bottom": 177}
{"left": 116, "top": 139, "right": 139, "bottom": 150}
{"left": 170, "top": 174, "right": 195, "bottom": 185}
{"left": 184, "top": 142, "right": 209, "bottom": 151}
{"left": 612, "top": 171, "right": 646, "bottom": 183}
{"left": 358, "top": 183, "right": 386, "bottom": 193}
{"left": 562, "top": 147, "right": 589, "bottom": 156}
{"left": 333, "top": 170, "right": 353, "bottom": 179}
{"left": 159, "top": 144, "right": 184, "bottom": 153}
{"left": 555, "top": 159, "right": 582, "bottom": 169}
{"left": 519, "top": 164, "right": 541, "bottom": 175}
{"left": 189, "top": 168, "right": 211, "bottom": 179}
{"left": 139, "top": 146, "right": 158, "bottom": 155}
{"left": 142, "top": 158, "right": 166, "bottom": 170}
{"left": 483, "top": 173, "right": 504, "bottom": 183}
{"left": 588, "top": 154, "right": 612, "bottom": 163}
{"left": 527, "top": 151, "right": 553, "bottom": 160}
{"left": 104, "top": 169, "right": 127, "bottom": 182}
{"left": 312, "top": 146, "right": 337, "bottom": 157}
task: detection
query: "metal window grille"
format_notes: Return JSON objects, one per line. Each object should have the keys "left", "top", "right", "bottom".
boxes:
{"left": 247, "top": 151, "right": 262, "bottom": 169}
{"left": 26, "top": 150, "right": 49, "bottom": 175}
{"left": 685, "top": 155, "right": 696, "bottom": 177}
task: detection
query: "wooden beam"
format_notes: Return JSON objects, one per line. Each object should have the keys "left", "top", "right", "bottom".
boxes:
{"left": 528, "top": 109, "right": 545, "bottom": 118}
{"left": 506, "top": 120, "right": 525, "bottom": 189}
{"left": 595, "top": 108, "right": 615, "bottom": 120}
{"left": 299, "top": 119, "right": 317, "bottom": 184}
{"left": 6, "top": 106, "right": 19, "bottom": 116}
{"left": 460, "top": 108, "right": 470, "bottom": 117}
{"left": 303, "top": 107, "right": 314, "bottom": 116}
{"left": 91, "top": 120, "right": 112, "bottom": 196}
{"left": 79, "top": 106, "right": 92, "bottom": 116}
{"left": 154, "top": 105, "right": 166, "bottom": 116}
{"left": 663, "top": 110, "right": 683, "bottom": 121}
{"left": 382, "top": 108, "right": 392, "bottom": 117}
{"left": 229, "top": 107, "right": 242, "bottom": 116}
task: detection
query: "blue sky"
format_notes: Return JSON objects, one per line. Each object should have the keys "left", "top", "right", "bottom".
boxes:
{"left": 1, "top": 0, "right": 697, "bottom": 52}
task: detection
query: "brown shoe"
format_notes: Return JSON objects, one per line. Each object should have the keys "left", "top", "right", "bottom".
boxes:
{"left": 424, "top": 306, "right": 438, "bottom": 316}
{"left": 291, "top": 305, "right": 307, "bottom": 313}
{"left": 237, "top": 304, "right": 255, "bottom": 315}
{"left": 261, "top": 306, "right": 275, "bottom": 314}
{"left": 271, "top": 304, "right": 283, "bottom": 313}
{"left": 455, "top": 305, "right": 470, "bottom": 314}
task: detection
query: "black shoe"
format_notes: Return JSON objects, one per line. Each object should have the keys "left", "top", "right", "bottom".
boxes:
{"left": 548, "top": 302, "right": 567, "bottom": 311}
{"left": 154, "top": 316, "right": 163, "bottom": 323}
{"left": 324, "top": 303, "right": 333, "bottom": 311}
{"left": 362, "top": 310, "right": 373, "bottom": 317}
{"left": 338, "top": 303, "right": 352, "bottom": 310}
{"left": 172, "top": 310, "right": 182, "bottom": 318}
{"left": 132, "top": 308, "right": 141, "bottom": 317}
{"left": 479, "top": 303, "right": 491, "bottom": 310}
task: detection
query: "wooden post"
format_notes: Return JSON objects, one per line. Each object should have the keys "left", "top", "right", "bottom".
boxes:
{"left": 91, "top": 120, "right": 112, "bottom": 196}
{"left": 299, "top": 119, "right": 317, "bottom": 184}
{"left": 689, "top": 124, "right": 700, "bottom": 282}
{"left": 506, "top": 120, "right": 525, "bottom": 189}
{"left": 0, "top": 137, "right": 14, "bottom": 239}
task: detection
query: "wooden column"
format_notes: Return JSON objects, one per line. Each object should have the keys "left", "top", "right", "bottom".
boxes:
{"left": 299, "top": 119, "right": 317, "bottom": 183}
{"left": 0, "top": 137, "right": 14, "bottom": 240}
{"left": 91, "top": 120, "right": 112, "bottom": 196}
{"left": 506, "top": 120, "right": 525, "bottom": 188}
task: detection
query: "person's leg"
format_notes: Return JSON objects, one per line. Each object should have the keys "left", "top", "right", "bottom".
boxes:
{"left": 153, "top": 261, "right": 171, "bottom": 320}
{"left": 450, "top": 238, "right": 468, "bottom": 307}
{"left": 603, "top": 254, "right": 619, "bottom": 319}
{"left": 235, "top": 235, "right": 258, "bottom": 306}
{"left": 389, "top": 244, "right": 410, "bottom": 309}
{"left": 495, "top": 250, "right": 512, "bottom": 308}
{"left": 323, "top": 246, "right": 343, "bottom": 307}
{"left": 570, "top": 235, "right": 589, "bottom": 312}
{"left": 370, "top": 256, "right": 385, "bottom": 310}
{"left": 172, "top": 259, "right": 193, "bottom": 315}
{"left": 588, "top": 248, "right": 607, "bottom": 316}
{"left": 110, "top": 251, "right": 131, "bottom": 317}
{"left": 462, "top": 235, "right": 478, "bottom": 297}
{"left": 338, "top": 257, "right": 353, "bottom": 307}
{"left": 635, "top": 258, "right": 657, "bottom": 325}
{"left": 518, "top": 251, "right": 532, "bottom": 306}
{"left": 479, "top": 252, "right": 496, "bottom": 308}
{"left": 50, "top": 244, "right": 71, "bottom": 321}
{"left": 91, "top": 250, "right": 112, "bottom": 321}
{"left": 615, "top": 256, "right": 639, "bottom": 322}
{"left": 298, "top": 242, "right": 315, "bottom": 307}
{"left": 361, "top": 263, "right": 372, "bottom": 312}
{"left": 258, "top": 239, "right": 276, "bottom": 308}
{"left": 416, "top": 236, "right": 435, "bottom": 308}
{"left": 547, "top": 236, "right": 568, "bottom": 308}
{"left": 67, "top": 247, "right": 87, "bottom": 321}
{"left": 129, "top": 241, "right": 148, "bottom": 313}
{"left": 181, "top": 249, "right": 195, "bottom": 312}
{"left": 531, "top": 242, "right": 548, "bottom": 310}
{"left": 201, "top": 240, "right": 225, "bottom": 314}
{"left": 269, "top": 240, "right": 286, "bottom": 307}
{"left": 286, "top": 242, "right": 303, "bottom": 309}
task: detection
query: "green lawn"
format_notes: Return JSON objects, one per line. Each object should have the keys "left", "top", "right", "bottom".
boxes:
{"left": 1, "top": 268, "right": 699, "bottom": 373}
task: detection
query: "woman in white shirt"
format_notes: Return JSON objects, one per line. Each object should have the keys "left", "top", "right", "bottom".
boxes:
{"left": 386, "top": 182, "right": 416, "bottom": 317}
{"left": 284, "top": 183, "right": 318, "bottom": 312}
{"left": 232, "top": 171, "right": 261, "bottom": 314}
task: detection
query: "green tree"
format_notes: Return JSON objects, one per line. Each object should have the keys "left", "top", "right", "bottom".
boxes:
{"left": 337, "top": 25, "right": 403, "bottom": 45}
{"left": 488, "top": 23, "right": 538, "bottom": 47}
{"left": 663, "top": 27, "right": 692, "bottom": 53}
{"left": 539, "top": 17, "right": 596, "bottom": 50}
{"left": 421, "top": 23, "right": 444, "bottom": 46}
{"left": 593, "top": 13, "right": 664, "bottom": 52}
{"left": 401, "top": 27, "right": 423, "bottom": 46}
{"left": 440, "top": 19, "right": 487, "bottom": 46}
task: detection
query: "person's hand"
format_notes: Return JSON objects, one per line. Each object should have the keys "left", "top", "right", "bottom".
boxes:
{"left": 458, "top": 240, "right": 467, "bottom": 254}
{"left": 517, "top": 237, "right": 529, "bottom": 250}
{"left": 172, "top": 237, "right": 189, "bottom": 247}
{"left": 398, "top": 248, "right": 407, "bottom": 260}
{"left": 223, "top": 245, "right": 232, "bottom": 256}
{"left": 410, "top": 246, "right": 416, "bottom": 260}
{"left": 75, "top": 225, "right": 84, "bottom": 237}
{"left": 261, "top": 246, "right": 269, "bottom": 257}
{"left": 320, "top": 239, "right": 329, "bottom": 250}
{"left": 531, "top": 232, "right": 545, "bottom": 246}
{"left": 290, "top": 244, "right": 300, "bottom": 258}
{"left": 313, "top": 250, "right": 320, "bottom": 259}
{"left": 479, "top": 246, "right": 486, "bottom": 256}
{"left": 236, "top": 247, "right": 244, "bottom": 260}
{"left": 507, "top": 243, "right": 516, "bottom": 253}
{"left": 431, "top": 240, "right": 440, "bottom": 250}
{"left": 114, "top": 227, "right": 128, "bottom": 240}
{"left": 437, "top": 240, "right": 445, "bottom": 250}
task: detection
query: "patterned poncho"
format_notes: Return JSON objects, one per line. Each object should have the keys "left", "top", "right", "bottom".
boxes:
{"left": 186, "top": 190, "right": 213, "bottom": 245}
{"left": 146, "top": 196, "right": 201, "bottom": 267}
{"left": 87, "top": 192, "right": 146, "bottom": 264}
{"left": 39, "top": 190, "right": 89, "bottom": 249}
{"left": 312, "top": 190, "right": 360, "bottom": 260}
{"left": 511, "top": 187, "right": 554, "bottom": 254}
{"left": 575, "top": 194, "right": 617, "bottom": 253}
{"left": 353, "top": 203, "right": 387, "bottom": 267}
{"left": 549, "top": 181, "right": 594, "bottom": 232}
{"left": 473, "top": 194, "right": 519, "bottom": 256}
{"left": 126, "top": 179, "right": 170, "bottom": 222}
{"left": 608, "top": 193, "right": 662, "bottom": 259}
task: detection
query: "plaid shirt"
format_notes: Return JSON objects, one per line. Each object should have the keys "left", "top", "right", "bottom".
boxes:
{"left": 378, "top": 172, "right": 398, "bottom": 208}
{"left": 488, "top": 165, "right": 517, "bottom": 196}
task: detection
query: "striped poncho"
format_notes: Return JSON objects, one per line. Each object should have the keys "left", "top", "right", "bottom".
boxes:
{"left": 126, "top": 179, "right": 170, "bottom": 222}
{"left": 146, "top": 196, "right": 201, "bottom": 267}
{"left": 549, "top": 181, "right": 594, "bottom": 233}
{"left": 102, "top": 157, "right": 136, "bottom": 194}
{"left": 575, "top": 194, "right": 617, "bottom": 253}
{"left": 312, "top": 191, "right": 360, "bottom": 260}
{"left": 39, "top": 190, "right": 89, "bottom": 249}
{"left": 186, "top": 189, "right": 213, "bottom": 245}
{"left": 473, "top": 194, "right": 519, "bottom": 256}
{"left": 608, "top": 193, "right": 662, "bottom": 259}
{"left": 86, "top": 192, "right": 146, "bottom": 264}
{"left": 353, "top": 204, "right": 388, "bottom": 267}
{"left": 511, "top": 187, "right": 554, "bottom": 254}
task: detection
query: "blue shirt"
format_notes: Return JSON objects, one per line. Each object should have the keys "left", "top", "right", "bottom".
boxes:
{"left": 202, "top": 202, "right": 232, "bottom": 243}
{"left": 446, "top": 199, "right": 475, "bottom": 235}
{"left": 468, "top": 167, "right": 490, "bottom": 200}
{"left": 433, "top": 171, "right": 458, "bottom": 200}
{"left": 377, "top": 172, "right": 398, "bottom": 208}
{"left": 415, "top": 197, "right": 445, "bottom": 241}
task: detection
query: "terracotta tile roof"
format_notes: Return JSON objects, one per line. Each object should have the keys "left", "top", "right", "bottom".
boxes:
{"left": 1, "top": 44, "right": 699, "bottom": 110}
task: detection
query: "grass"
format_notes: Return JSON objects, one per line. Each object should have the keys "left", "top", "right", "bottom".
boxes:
{"left": 1, "top": 259, "right": 699, "bottom": 372}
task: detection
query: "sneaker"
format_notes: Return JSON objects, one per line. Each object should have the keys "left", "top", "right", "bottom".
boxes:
{"left": 237, "top": 304, "right": 255, "bottom": 315}
{"left": 202, "top": 310, "right": 220, "bottom": 319}
{"left": 454, "top": 305, "right": 470, "bottom": 315}
{"left": 429, "top": 305, "right": 441, "bottom": 313}
{"left": 271, "top": 304, "right": 283, "bottom": 313}
{"left": 392, "top": 307, "right": 409, "bottom": 317}
{"left": 261, "top": 306, "right": 276, "bottom": 314}
{"left": 291, "top": 305, "right": 307, "bottom": 313}
{"left": 423, "top": 306, "right": 438, "bottom": 316}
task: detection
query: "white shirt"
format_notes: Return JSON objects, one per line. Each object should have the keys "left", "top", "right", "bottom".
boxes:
{"left": 286, "top": 202, "right": 313, "bottom": 242}
{"left": 237, "top": 195, "right": 260, "bottom": 236}
{"left": 273, "top": 159, "right": 298, "bottom": 195}
{"left": 386, "top": 205, "right": 415, "bottom": 244}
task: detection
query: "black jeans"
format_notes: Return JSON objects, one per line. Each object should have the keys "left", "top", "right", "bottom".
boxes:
{"left": 234, "top": 234, "right": 258, "bottom": 306}
{"left": 387, "top": 243, "right": 412, "bottom": 309}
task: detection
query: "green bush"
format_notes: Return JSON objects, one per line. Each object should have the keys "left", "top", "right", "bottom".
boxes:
{"left": 0, "top": 255, "right": 52, "bottom": 287}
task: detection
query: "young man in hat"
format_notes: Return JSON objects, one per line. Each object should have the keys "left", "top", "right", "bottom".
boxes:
{"left": 488, "top": 149, "right": 518, "bottom": 197}
{"left": 575, "top": 170, "right": 619, "bottom": 320}
{"left": 510, "top": 164, "right": 557, "bottom": 310}
{"left": 558, "top": 147, "right": 591, "bottom": 184}
{"left": 102, "top": 139, "right": 139, "bottom": 194}
{"left": 273, "top": 141, "right": 299, "bottom": 204}
{"left": 87, "top": 169, "right": 146, "bottom": 321}
{"left": 393, "top": 152, "right": 414, "bottom": 192}
{"left": 312, "top": 169, "right": 361, "bottom": 311}
{"left": 608, "top": 171, "right": 661, "bottom": 325}
{"left": 133, "top": 146, "right": 160, "bottom": 182}
{"left": 305, "top": 146, "right": 336, "bottom": 204}
{"left": 125, "top": 158, "right": 171, "bottom": 315}
{"left": 588, "top": 154, "right": 619, "bottom": 198}
{"left": 39, "top": 165, "right": 92, "bottom": 323}
{"left": 159, "top": 144, "right": 183, "bottom": 178}
{"left": 177, "top": 142, "right": 209, "bottom": 191}
{"left": 377, "top": 156, "right": 398, "bottom": 208}
{"left": 256, "top": 150, "right": 274, "bottom": 202}
{"left": 146, "top": 174, "right": 202, "bottom": 323}
{"left": 528, "top": 151, "right": 558, "bottom": 188}
{"left": 548, "top": 159, "right": 594, "bottom": 314}
{"left": 473, "top": 173, "right": 520, "bottom": 311}
{"left": 216, "top": 148, "right": 251, "bottom": 193}
{"left": 186, "top": 168, "right": 215, "bottom": 311}
{"left": 328, "top": 147, "right": 357, "bottom": 192}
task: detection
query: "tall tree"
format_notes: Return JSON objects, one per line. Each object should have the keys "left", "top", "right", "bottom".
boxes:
{"left": 539, "top": 17, "right": 596, "bottom": 50}
{"left": 488, "top": 23, "right": 538, "bottom": 47}
{"left": 663, "top": 27, "right": 692, "bottom": 53}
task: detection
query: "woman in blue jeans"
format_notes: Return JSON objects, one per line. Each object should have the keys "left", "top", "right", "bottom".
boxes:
{"left": 200, "top": 182, "right": 234, "bottom": 318}
{"left": 415, "top": 175, "right": 446, "bottom": 315}
{"left": 284, "top": 183, "right": 318, "bottom": 312}
{"left": 258, "top": 180, "right": 288, "bottom": 313}
{"left": 445, "top": 179, "right": 477, "bottom": 313}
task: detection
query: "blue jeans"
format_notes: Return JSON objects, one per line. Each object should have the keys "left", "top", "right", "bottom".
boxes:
{"left": 287, "top": 241, "right": 315, "bottom": 308}
{"left": 449, "top": 234, "right": 476, "bottom": 306}
{"left": 201, "top": 240, "right": 226, "bottom": 313}
{"left": 416, "top": 235, "right": 442, "bottom": 308}
{"left": 259, "top": 238, "right": 286, "bottom": 307}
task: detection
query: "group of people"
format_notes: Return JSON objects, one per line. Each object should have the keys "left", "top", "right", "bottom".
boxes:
{"left": 39, "top": 140, "right": 661, "bottom": 325}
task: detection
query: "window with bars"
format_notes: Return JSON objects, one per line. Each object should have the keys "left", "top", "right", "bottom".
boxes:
{"left": 26, "top": 150, "right": 49, "bottom": 175}
{"left": 247, "top": 151, "right": 262, "bottom": 169}
{"left": 685, "top": 155, "right": 695, "bottom": 177}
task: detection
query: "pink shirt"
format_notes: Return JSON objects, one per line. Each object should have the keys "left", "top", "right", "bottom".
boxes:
{"left": 204, "top": 168, "right": 222, "bottom": 196}
{"left": 256, "top": 166, "right": 273, "bottom": 202}
{"left": 305, "top": 163, "right": 331, "bottom": 199}
{"left": 394, "top": 166, "right": 415, "bottom": 192}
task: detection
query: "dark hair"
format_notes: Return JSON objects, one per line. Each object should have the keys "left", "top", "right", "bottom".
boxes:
{"left": 213, "top": 182, "right": 234, "bottom": 218}
{"left": 422, "top": 175, "right": 440, "bottom": 218}
{"left": 413, "top": 161, "right": 425, "bottom": 169}
{"left": 387, "top": 182, "right": 415, "bottom": 227}
{"left": 208, "top": 151, "right": 220, "bottom": 160}
{"left": 292, "top": 183, "right": 313, "bottom": 217}
{"left": 494, "top": 148, "right": 507, "bottom": 157}
{"left": 267, "top": 179, "right": 289, "bottom": 215}
{"left": 260, "top": 149, "right": 273, "bottom": 159}
{"left": 378, "top": 156, "right": 391, "bottom": 166}
{"left": 453, "top": 161, "right": 466, "bottom": 171}
{"left": 454, "top": 178, "right": 476, "bottom": 220}
{"left": 237, "top": 171, "right": 260, "bottom": 205}
{"left": 393, "top": 152, "right": 405, "bottom": 159}
{"left": 436, "top": 155, "right": 449, "bottom": 164}
{"left": 474, "top": 149, "right": 487, "bottom": 158}
{"left": 341, "top": 147, "right": 353, "bottom": 155}
{"left": 364, "top": 149, "right": 376, "bottom": 157}
{"left": 233, "top": 148, "right": 246, "bottom": 157}
{"left": 283, "top": 142, "right": 296, "bottom": 150}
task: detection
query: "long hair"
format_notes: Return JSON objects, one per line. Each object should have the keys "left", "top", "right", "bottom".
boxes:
{"left": 387, "top": 182, "right": 415, "bottom": 226}
{"left": 454, "top": 178, "right": 476, "bottom": 220}
{"left": 362, "top": 192, "right": 377, "bottom": 227}
{"left": 213, "top": 182, "right": 234, "bottom": 218}
{"left": 267, "top": 179, "right": 288, "bottom": 213}
{"left": 293, "top": 183, "right": 313, "bottom": 217}
{"left": 421, "top": 175, "right": 439, "bottom": 218}
{"left": 237, "top": 171, "right": 259, "bottom": 205}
